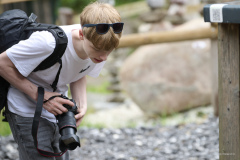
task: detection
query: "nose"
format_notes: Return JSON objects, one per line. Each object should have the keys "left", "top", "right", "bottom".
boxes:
{"left": 99, "top": 53, "right": 108, "bottom": 61}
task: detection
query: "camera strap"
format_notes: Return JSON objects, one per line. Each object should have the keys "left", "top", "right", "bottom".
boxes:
{"left": 32, "top": 87, "right": 67, "bottom": 157}
{"left": 43, "top": 94, "right": 68, "bottom": 103}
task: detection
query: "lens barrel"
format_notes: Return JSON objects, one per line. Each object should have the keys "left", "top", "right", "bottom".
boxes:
{"left": 56, "top": 102, "right": 80, "bottom": 152}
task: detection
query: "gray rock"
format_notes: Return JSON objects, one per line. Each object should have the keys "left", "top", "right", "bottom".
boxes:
{"left": 120, "top": 39, "right": 211, "bottom": 116}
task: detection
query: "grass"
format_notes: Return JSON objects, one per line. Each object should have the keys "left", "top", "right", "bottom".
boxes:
{"left": 87, "top": 80, "right": 111, "bottom": 94}
{"left": 80, "top": 119, "right": 138, "bottom": 129}
{"left": 0, "top": 111, "right": 11, "bottom": 136}
{"left": 80, "top": 120, "right": 106, "bottom": 129}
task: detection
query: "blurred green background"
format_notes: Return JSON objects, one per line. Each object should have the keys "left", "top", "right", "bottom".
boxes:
{"left": 60, "top": 0, "right": 143, "bottom": 13}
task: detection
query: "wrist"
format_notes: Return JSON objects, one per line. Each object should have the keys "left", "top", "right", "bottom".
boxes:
{"left": 28, "top": 84, "right": 38, "bottom": 101}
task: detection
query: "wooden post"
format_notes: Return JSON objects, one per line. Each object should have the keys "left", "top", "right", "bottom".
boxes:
{"left": 211, "top": 24, "right": 219, "bottom": 117}
{"left": 218, "top": 23, "right": 240, "bottom": 160}
{"left": 204, "top": 2, "right": 240, "bottom": 160}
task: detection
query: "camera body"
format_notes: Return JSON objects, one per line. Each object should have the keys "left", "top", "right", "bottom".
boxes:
{"left": 56, "top": 96, "right": 81, "bottom": 152}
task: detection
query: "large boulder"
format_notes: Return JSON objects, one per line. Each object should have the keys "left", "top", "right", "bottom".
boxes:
{"left": 119, "top": 39, "right": 212, "bottom": 116}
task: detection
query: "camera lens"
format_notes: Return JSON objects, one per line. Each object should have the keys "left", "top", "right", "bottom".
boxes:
{"left": 56, "top": 105, "right": 80, "bottom": 152}
{"left": 59, "top": 133, "right": 80, "bottom": 151}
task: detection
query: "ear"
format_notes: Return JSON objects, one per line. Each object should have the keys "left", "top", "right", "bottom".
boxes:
{"left": 79, "top": 29, "right": 84, "bottom": 40}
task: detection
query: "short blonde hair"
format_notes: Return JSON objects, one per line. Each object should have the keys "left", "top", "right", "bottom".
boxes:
{"left": 80, "top": 2, "right": 122, "bottom": 51}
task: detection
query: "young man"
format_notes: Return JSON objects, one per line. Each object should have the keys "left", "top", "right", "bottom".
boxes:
{"left": 0, "top": 2, "right": 123, "bottom": 160}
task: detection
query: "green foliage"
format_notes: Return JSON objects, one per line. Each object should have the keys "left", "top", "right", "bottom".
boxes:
{"left": 87, "top": 81, "right": 111, "bottom": 94}
{"left": 60, "top": 0, "right": 96, "bottom": 13}
{"left": 125, "top": 120, "right": 137, "bottom": 128}
{"left": 197, "top": 111, "right": 206, "bottom": 118}
{"left": 80, "top": 118, "right": 137, "bottom": 129}
{"left": 115, "top": 0, "right": 144, "bottom": 6}
{"left": 60, "top": 0, "right": 144, "bottom": 13}
{"left": 0, "top": 112, "right": 11, "bottom": 136}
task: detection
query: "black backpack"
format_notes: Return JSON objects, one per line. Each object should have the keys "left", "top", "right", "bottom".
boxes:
{"left": 0, "top": 9, "right": 68, "bottom": 119}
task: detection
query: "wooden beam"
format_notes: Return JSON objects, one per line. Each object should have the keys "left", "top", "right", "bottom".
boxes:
{"left": 118, "top": 27, "right": 218, "bottom": 48}
{"left": 0, "top": 0, "right": 31, "bottom": 4}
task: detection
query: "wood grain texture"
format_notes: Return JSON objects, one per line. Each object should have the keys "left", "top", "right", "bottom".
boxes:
{"left": 118, "top": 27, "right": 218, "bottom": 48}
{"left": 211, "top": 38, "right": 219, "bottom": 116}
{"left": 218, "top": 23, "right": 240, "bottom": 160}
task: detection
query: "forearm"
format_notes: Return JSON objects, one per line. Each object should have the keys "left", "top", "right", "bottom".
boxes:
{"left": 70, "top": 76, "right": 87, "bottom": 107}
{"left": 70, "top": 76, "right": 87, "bottom": 127}
{"left": 0, "top": 52, "right": 74, "bottom": 116}
{"left": 0, "top": 52, "right": 38, "bottom": 101}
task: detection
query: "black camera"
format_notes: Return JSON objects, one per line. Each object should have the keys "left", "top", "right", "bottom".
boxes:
{"left": 56, "top": 96, "right": 81, "bottom": 152}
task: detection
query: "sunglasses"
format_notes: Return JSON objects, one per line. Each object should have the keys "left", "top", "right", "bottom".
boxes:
{"left": 82, "top": 23, "right": 124, "bottom": 35}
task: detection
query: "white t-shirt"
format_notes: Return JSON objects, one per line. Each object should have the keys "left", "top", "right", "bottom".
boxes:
{"left": 6, "top": 24, "right": 106, "bottom": 122}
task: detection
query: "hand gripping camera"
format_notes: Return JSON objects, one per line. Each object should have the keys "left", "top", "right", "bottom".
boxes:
{"left": 33, "top": 87, "right": 81, "bottom": 157}
{"left": 55, "top": 96, "right": 81, "bottom": 152}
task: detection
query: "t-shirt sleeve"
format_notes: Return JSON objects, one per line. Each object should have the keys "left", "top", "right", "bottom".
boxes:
{"left": 88, "top": 61, "right": 106, "bottom": 78}
{"left": 6, "top": 31, "right": 56, "bottom": 77}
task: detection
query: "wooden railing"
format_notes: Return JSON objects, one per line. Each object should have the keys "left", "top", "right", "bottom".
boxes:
{"left": 0, "top": 0, "right": 31, "bottom": 4}
{"left": 118, "top": 26, "right": 217, "bottom": 48}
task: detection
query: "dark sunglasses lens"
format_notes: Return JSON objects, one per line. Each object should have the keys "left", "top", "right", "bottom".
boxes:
{"left": 96, "top": 24, "right": 109, "bottom": 34}
{"left": 113, "top": 23, "right": 123, "bottom": 33}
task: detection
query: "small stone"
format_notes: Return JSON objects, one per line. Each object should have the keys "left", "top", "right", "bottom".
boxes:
{"left": 135, "top": 140, "right": 143, "bottom": 146}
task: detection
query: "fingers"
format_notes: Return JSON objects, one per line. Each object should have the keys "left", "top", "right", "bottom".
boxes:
{"left": 57, "top": 98, "right": 75, "bottom": 107}
{"left": 43, "top": 98, "right": 70, "bottom": 116}
{"left": 43, "top": 93, "right": 84, "bottom": 122}
{"left": 76, "top": 118, "right": 83, "bottom": 128}
{"left": 75, "top": 106, "right": 87, "bottom": 127}
{"left": 43, "top": 104, "right": 63, "bottom": 116}
{"left": 75, "top": 111, "right": 84, "bottom": 120}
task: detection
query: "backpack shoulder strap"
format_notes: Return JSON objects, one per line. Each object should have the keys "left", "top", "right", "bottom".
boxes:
{"left": 25, "top": 23, "right": 68, "bottom": 91}
{"left": 30, "top": 24, "right": 68, "bottom": 71}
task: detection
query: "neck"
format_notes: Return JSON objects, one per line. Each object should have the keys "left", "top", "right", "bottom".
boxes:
{"left": 72, "top": 30, "right": 88, "bottom": 59}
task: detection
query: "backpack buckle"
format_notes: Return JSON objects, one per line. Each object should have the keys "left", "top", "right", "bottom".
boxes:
{"left": 57, "top": 31, "right": 65, "bottom": 38}
{"left": 29, "top": 13, "right": 38, "bottom": 23}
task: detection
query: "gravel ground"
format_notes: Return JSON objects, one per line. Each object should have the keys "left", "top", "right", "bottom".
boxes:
{"left": 0, "top": 114, "right": 219, "bottom": 160}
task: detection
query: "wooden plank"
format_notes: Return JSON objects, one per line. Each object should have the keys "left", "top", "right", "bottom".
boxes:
{"left": 0, "top": 0, "right": 31, "bottom": 4}
{"left": 218, "top": 23, "right": 240, "bottom": 160}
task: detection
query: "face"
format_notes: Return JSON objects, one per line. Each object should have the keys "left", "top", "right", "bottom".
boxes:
{"left": 83, "top": 38, "right": 112, "bottom": 63}
{"left": 79, "top": 31, "right": 113, "bottom": 63}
